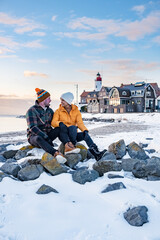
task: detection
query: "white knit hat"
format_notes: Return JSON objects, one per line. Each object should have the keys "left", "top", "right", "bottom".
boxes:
{"left": 61, "top": 92, "right": 74, "bottom": 105}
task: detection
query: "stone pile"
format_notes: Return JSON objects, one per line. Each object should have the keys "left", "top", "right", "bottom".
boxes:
{"left": 0, "top": 139, "right": 158, "bottom": 226}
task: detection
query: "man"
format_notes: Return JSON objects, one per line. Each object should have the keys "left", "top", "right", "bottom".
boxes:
{"left": 26, "top": 88, "right": 66, "bottom": 164}
{"left": 51, "top": 92, "right": 107, "bottom": 160}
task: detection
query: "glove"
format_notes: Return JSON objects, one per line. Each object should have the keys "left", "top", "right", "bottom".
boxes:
{"left": 59, "top": 122, "right": 67, "bottom": 130}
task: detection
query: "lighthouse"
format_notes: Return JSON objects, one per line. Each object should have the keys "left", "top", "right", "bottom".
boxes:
{"left": 95, "top": 72, "right": 102, "bottom": 91}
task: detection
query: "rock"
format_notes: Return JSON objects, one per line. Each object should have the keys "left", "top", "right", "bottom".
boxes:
{"left": 127, "top": 142, "right": 149, "bottom": 160}
{"left": 121, "top": 158, "right": 140, "bottom": 172}
{"left": 0, "top": 163, "right": 21, "bottom": 177}
{"left": 17, "top": 164, "right": 43, "bottom": 181}
{"left": 14, "top": 150, "right": 28, "bottom": 160}
{"left": 132, "top": 161, "right": 148, "bottom": 178}
{"left": 20, "top": 145, "right": 35, "bottom": 151}
{"left": 132, "top": 157, "right": 160, "bottom": 179}
{"left": 101, "top": 182, "right": 126, "bottom": 193}
{"left": 147, "top": 175, "right": 160, "bottom": 181}
{"left": 72, "top": 168, "right": 99, "bottom": 184}
{"left": 6, "top": 158, "right": 17, "bottom": 163}
{"left": 3, "top": 150, "right": 18, "bottom": 159}
{"left": 36, "top": 184, "right": 59, "bottom": 194}
{"left": 124, "top": 206, "right": 148, "bottom": 226}
{"left": 108, "top": 174, "right": 124, "bottom": 179}
{"left": 145, "top": 149, "right": 156, "bottom": 154}
{"left": 93, "top": 160, "right": 122, "bottom": 176}
{"left": 139, "top": 143, "right": 148, "bottom": 148}
{"left": 100, "top": 152, "right": 116, "bottom": 161}
{"left": 65, "top": 153, "right": 82, "bottom": 169}
{"left": 108, "top": 139, "right": 126, "bottom": 159}
{"left": 0, "top": 144, "right": 10, "bottom": 154}
{"left": 76, "top": 143, "right": 88, "bottom": 161}
{"left": 14, "top": 145, "right": 36, "bottom": 160}
{"left": 41, "top": 152, "right": 68, "bottom": 176}
{"left": 0, "top": 155, "right": 6, "bottom": 162}
{"left": 59, "top": 143, "right": 87, "bottom": 161}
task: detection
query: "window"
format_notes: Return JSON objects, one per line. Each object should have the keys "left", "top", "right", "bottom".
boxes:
{"left": 146, "top": 91, "right": 151, "bottom": 97}
{"left": 131, "top": 91, "right": 135, "bottom": 95}
{"left": 122, "top": 91, "right": 127, "bottom": 96}
{"left": 136, "top": 90, "right": 141, "bottom": 95}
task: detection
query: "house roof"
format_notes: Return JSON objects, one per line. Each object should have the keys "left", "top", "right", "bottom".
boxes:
{"left": 116, "top": 87, "right": 131, "bottom": 97}
{"left": 87, "top": 91, "right": 99, "bottom": 97}
{"left": 150, "top": 83, "right": 160, "bottom": 97}
{"left": 80, "top": 91, "right": 90, "bottom": 97}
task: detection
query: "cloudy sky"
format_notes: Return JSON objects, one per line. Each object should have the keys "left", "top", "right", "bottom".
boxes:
{"left": 0, "top": 0, "right": 160, "bottom": 114}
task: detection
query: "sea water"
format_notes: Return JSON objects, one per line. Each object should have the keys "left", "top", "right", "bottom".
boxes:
{"left": 0, "top": 115, "right": 27, "bottom": 133}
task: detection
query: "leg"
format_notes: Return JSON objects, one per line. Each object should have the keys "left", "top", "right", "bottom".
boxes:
{"left": 58, "top": 125, "right": 70, "bottom": 145}
{"left": 76, "top": 131, "right": 94, "bottom": 147}
{"left": 48, "top": 127, "right": 60, "bottom": 141}
{"left": 77, "top": 131, "right": 107, "bottom": 161}
{"left": 29, "top": 135, "right": 56, "bottom": 156}
{"left": 68, "top": 126, "right": 78, "bottom": 145}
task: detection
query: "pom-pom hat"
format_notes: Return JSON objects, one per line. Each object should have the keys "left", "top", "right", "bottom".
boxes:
{"left": 35, "top": 88, "right": 50, "bottom": 103}
{"left": 61, "top": 92, "right": 74, "bottom": 105}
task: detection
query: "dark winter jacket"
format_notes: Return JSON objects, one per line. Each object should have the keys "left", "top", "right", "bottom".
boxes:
{"left": 26, "top": 101, "right": 54, "bottom": 140}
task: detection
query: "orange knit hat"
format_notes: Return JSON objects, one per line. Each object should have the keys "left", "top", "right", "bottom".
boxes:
{"left": 35, "top": 88, "right": 50, "bottom": 103}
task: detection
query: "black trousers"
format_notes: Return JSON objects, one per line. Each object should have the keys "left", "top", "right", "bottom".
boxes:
{"left": 59, "top": 125, "right": 94, "bottom": 147}
{"left": 29, "top": 128, "right": 60, "bottom": 156}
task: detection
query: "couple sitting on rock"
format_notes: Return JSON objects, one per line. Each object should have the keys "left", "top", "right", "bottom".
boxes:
{"left": 26, "top": 88, "right": 106, "bottom": 164}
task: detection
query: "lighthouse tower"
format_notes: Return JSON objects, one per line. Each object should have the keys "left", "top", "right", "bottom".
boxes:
{"left": 95, "top": 72, "right": 102, "bottom": 91}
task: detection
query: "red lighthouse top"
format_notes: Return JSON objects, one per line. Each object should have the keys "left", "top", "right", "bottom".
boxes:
{"left": 96, "top": 72, "right": 102, "bottom": 81}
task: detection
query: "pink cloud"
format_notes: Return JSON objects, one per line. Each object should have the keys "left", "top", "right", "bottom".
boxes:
{"left": 54, "top": 11, "right": 160, "bottom": 42}
{"left": 24, "top": 71, "right": 48, "bottom": 78}
{"left": 0, "top": 12, "right": 45, "bottom": 34}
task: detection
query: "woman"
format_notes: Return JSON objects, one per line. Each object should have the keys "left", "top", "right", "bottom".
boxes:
{"left": 51, "top": 92, "right": 107, "bottom": 160}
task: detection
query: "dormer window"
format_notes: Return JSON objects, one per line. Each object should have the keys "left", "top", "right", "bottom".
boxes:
{"left": 122, "top": 91, "right": 127, "bottom": 96}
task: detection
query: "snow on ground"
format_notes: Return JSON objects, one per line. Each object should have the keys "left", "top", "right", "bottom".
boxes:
{"left": 0, "top": 113, "right": 160, "bottom": 240}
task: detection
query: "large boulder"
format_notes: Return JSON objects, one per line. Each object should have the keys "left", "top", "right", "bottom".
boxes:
{"left": 3, "top": 150, "right": 18, "bottom": 159}
{"left": 100, "top": 152, "right": 116, "bottom": 161}
{"left": 132, "top": 157, "right": 160, "bottom": 179}
{"left": 58, "top": 142, "right": 87, "bottom": 161}
{"left": 124, "top": 206, "right": 148, "bottom": 226}
{"left": 0, "top": 163, "right": 21, "bottom": 177}
{"left": 72, "top": 168, "right": 99, "bottom": 184}
{"left": 121, "top": 158, "right": 140, "bottom": 172}
{"left": 108, "top": 139, "right": 126, "bottom": 159}
{"left": 127, "top": 142, "right": 149, "bottom": 160}
{"left": 93, "top": 160, "right": 122, "bottom": 176}
{"left": 17, "top": 164, "right": 43, "bottom": 181}
{"left": 65, "top": 153, "right": 82, "bottom": 169}
{"left": 41, "top": 152, "right": 68, "bottom": 176}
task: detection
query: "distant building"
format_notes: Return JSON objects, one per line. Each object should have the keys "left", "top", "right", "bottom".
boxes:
{"left": 95, "top": 72, "right": 102, "bottom": 91}
{"left": 80, "top": 74, "right": 159, "bottom": 113}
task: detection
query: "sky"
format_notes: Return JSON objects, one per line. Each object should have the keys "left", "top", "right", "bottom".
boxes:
{"left": 0, "top": 0, "right": 160, "bottom": 115}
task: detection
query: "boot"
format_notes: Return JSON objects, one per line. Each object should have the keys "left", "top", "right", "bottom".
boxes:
{"left": 64, "top": 142, "right": 80, "bottom": 155}
{"left": 89, "top": 144, "right": 107, "bottom": 161}
{"left": 54, "top": 151, "right": 67, "bottom": 164}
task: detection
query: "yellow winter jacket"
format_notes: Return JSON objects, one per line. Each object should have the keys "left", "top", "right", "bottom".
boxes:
{"left": 51, "top": 104, "right": 88, "bottom": 132}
